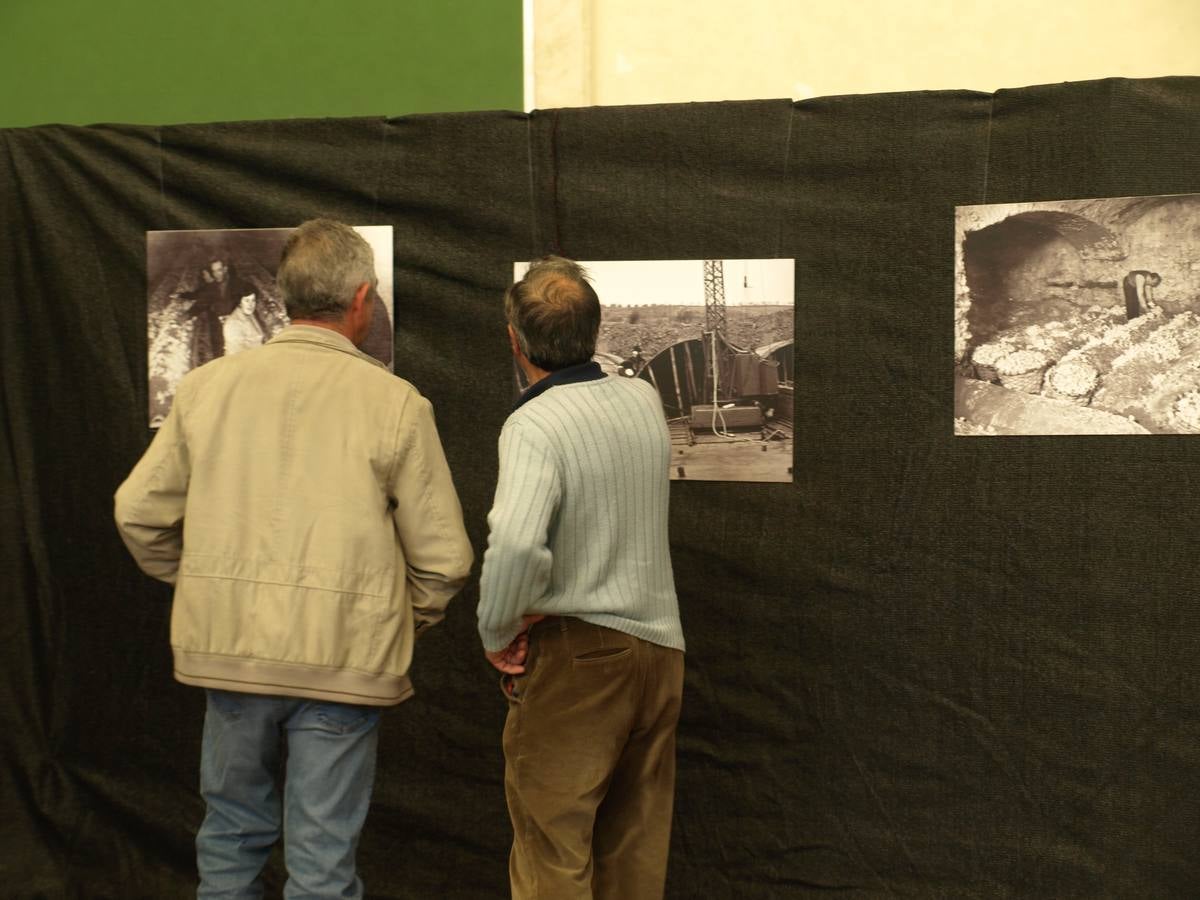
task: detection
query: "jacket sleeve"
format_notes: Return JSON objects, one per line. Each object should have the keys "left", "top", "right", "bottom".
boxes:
{"left": 388, "top": 395, "right": 474, "bottom": 634}
{"left": 113, "top": 400, "right": 191, "bottom": 585}
{"left": 477, "top": 421, "right": 560, "bottom": 652}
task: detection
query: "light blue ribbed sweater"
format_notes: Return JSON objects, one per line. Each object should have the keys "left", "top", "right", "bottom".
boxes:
{"left": 478, "top": 375, "right": 684, "bottom": 653}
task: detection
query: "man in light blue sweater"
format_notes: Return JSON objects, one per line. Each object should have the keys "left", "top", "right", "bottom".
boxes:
{"left": 478, "top": 256, "right": 686, "bottom": 899}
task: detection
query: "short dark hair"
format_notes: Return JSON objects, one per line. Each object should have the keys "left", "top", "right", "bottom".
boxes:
{"left": 505, "top": 256, "right": 601, "bottom": 371}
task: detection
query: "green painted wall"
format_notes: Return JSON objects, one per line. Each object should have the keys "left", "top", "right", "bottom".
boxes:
{"left": 0, "top": 1, "right": 523, "bottom": 128}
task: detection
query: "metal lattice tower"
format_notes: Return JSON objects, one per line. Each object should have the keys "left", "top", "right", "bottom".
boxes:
{"left": 703, "top": 259, "right": 726, "bottom": 336}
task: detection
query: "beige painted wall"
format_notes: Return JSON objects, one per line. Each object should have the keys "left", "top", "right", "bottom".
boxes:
{"left": 528, "top": 0, "right": 1200, "bottom": 108}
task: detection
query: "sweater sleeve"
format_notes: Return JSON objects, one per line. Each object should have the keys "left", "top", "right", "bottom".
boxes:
{"left": 477, "top": 420, "right": 561, "bottom": 652}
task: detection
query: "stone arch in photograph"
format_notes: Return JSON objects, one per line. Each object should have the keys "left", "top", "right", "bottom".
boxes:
{"left": 962, "top": 210, "right": 1126, "bottom": 346}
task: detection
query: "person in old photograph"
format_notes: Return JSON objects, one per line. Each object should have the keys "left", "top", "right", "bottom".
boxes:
{"left": 478, "top": 256, "right": 686, "bottom": 899}
{"left": 1123, "top": 269, "right": 1162, "bottom": 320}
{"left": 618, "top": 343, "right": 644, "bottom": 377}
{"left": 221, "top": 291, "right": 267, "bottom": 355}
{"left": 178, "top": 256, "right": 247, "bottom": 364}
{"left": 115, "top": 218, "right": 473, "bottom": 897}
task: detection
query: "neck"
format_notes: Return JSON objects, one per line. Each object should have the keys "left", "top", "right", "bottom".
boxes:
{"left": 518, "top": 356, "right": 552, "bottom": 387}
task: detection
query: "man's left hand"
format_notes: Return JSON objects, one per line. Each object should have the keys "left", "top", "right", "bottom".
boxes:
{"left": 484, "top": 615, "right": 546, "bottom": 674}
{"left": 486, "top": 630, "right": 530, "bottom": 674}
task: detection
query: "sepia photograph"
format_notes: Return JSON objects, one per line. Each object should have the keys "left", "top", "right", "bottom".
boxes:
{"left": 514, "top": 258, "right": 795, "bottom": 482}
{"left": 954, "top": 193, "right": 1200, "bottom": 435}
{"left": 146, "top": 226, "right": 394, "bottom": 427}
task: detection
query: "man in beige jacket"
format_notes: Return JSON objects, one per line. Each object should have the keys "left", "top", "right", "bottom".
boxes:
{"left": 115, "top": 218, "right": 473, "bottom": 899}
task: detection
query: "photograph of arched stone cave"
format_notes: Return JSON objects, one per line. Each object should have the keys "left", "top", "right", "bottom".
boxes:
{"left": 954, "top": 193, "right": 1200, "bottom": 435}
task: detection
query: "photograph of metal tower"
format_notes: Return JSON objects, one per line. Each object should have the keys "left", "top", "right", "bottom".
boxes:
{"left": 513, "top": 258, "right": 795, "bottom": 482}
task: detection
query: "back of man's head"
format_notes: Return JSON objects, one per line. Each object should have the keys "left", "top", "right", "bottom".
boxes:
{"left": 506, "top": 256, "right": 601, "bottom": 371}
{"left": 277, "top": 219, "right": 375, "bottom": 322}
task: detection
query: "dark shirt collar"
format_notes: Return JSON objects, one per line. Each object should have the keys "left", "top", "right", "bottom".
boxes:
{"left": 512, "top": 360, "right": 605, "bottom": 412}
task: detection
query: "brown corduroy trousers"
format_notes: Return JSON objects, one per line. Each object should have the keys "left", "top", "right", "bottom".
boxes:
{"left": 501, "top": 617, "right": 685, "bottom": 900}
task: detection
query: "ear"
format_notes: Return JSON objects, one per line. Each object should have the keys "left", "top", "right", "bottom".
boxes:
{"left": 507, "top": 323, "right": 521, "bottom": 358}
{"left": 353, "top": 281, "right": 372, "bottom": 312}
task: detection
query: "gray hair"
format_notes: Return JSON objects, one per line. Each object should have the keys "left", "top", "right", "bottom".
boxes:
{"left": 505, "top": 256, "right": 601, "bottom": 371}
{"left": 276, "top": 219, "right": 376, "bottom": 321}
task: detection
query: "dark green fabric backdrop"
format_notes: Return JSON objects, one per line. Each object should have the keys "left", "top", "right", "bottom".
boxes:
{"left": 3, "top": 77, "right": 1200, "bottom": 897}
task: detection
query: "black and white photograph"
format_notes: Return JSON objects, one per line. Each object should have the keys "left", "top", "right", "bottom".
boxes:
{"left": 515, "top": 258, "right": 795, "bottom": 482}
{"left": 146, "top": 226, "right": 394, "bottom": 427}
{"left": 955, "top": 193, "right": 1200, "bottom": 435}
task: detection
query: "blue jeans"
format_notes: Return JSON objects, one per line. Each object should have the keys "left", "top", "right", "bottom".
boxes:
{"left": 196, "top": 689, "right": 381, "bottom": 899}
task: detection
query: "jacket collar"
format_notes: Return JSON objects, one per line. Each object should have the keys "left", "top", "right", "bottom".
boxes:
{"left": 512, "top": 360, "right": 606, "bottom": 412}
{"left": 269, "top": 325, "right": 387, "bottom": 370}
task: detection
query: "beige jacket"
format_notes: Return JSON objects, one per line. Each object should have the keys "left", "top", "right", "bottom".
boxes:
{"left": 115, "top": 325, "right": 474, "bottom": 706}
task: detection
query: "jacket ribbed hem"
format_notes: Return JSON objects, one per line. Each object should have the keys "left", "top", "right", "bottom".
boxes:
{"left": 173, "top": 650, "right": 413, "bottom": 707}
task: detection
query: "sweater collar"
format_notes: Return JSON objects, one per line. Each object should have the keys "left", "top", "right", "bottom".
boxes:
{"left": 512, "top": 360, "right": 605, "bottom": 412}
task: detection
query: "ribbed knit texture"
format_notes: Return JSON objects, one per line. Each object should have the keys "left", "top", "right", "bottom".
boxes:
{"left": 478, "top": 376, "right": 684, "bottom": 653}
